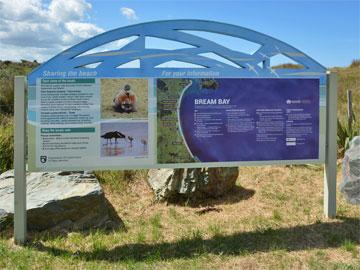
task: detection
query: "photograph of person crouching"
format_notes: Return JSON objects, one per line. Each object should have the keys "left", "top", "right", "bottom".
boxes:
{"left": 113, "top": 84, "right": 137, "bottom": 113}
{"left": 100, "top": 78, "right": 148, "bottom": 119}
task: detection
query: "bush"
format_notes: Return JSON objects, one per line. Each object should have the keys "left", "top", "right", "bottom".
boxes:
{"left": 0, "top": 67, "right": 14, "bottom": 115}
{"left": 350, "top": 59, "right": 360, "bottom": 68}
{"left": 94, "top": 170, "right": 148, "bottom": 192}
{"left": 0, "top": 60, "right": 39, "bottom": 115}
{"left": 0, "top": 115, "right": 14, "bottom": 172}
{"left": 337, "top": 114, "right": 359, "bottom": 157}
{"left": 272, "top": 63, "right": 303, "bottom": 69}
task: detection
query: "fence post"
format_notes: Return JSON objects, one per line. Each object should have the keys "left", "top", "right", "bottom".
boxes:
{"left": 324, "top": 72, "right": 338, "bottom": 218}
{"left": 14, "top": 76, "right": 27, "bottom": 245}
{"left": 347, "top": 90, "right": 353, "bottom": 131}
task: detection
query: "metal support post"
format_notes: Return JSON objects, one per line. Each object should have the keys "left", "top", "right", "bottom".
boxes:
{"left": 324, "top": 72, "right": 338, "bottom": 218}
{"left": 14, "top": 76, "right": 27, "bottom": 245}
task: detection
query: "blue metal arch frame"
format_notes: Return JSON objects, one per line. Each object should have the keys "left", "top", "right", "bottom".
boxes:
{"left": 28, "top": 20, "right": 326, "bottom": 84}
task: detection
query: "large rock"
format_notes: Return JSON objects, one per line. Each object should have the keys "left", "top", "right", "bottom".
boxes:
{"left": 340, "top": 136, "right": 360, "bottom": 204}
{"left": 0, "top": 170, "right": 123, "bottom": 231}
{"left": 147, "top": 167, "right": 239, "bottom": 201}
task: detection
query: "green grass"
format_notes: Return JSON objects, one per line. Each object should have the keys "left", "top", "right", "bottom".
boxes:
{"left": 208, "top": 224, "right": 223, "bottom": 238}
{"left": 149, "top": 213, "right": 163, "bottom": 242}
{"left": 272, "top": 210, "right": 283, "bottom": 222}
{"left": 342, "top": 239, "right": 358, "bottom": 258}
{"left": 94, "top": 170, "right": 129, "bottom": 192}
{"left": 136, "top": 228, "right": 146, "bottom": 243}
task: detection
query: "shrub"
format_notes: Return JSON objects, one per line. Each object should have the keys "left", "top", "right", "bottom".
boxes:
{"left": 350, "top": 59, "right": 360, "bottom": 68}
{"left": 0, "top": 115, "right": 14, "bottom": 172}
{"left": 0, "top": 60, "right": 39, "bottom": 115}
{"left": 337, "top": 114, "right": 359, "bottom": 157}
{"left": 94, "top": 170, "right": 148, "bottom": 192}
{"left": 0, "top": 76, "right": 14, "bottom": 115}
{"left": 272, "top": 63, "right": 303, "bottom": 69}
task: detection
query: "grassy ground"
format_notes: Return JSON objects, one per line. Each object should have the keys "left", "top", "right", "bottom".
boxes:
{"left": 101, "top": 78, "right": 148, "bottom": 120}
{"left": 1, "top": 166, "right": 359, "bottom": 269}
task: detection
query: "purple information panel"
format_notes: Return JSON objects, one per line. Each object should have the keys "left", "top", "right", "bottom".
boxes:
{"left": 157, "top": 78, "right": 319, "bottom": 164}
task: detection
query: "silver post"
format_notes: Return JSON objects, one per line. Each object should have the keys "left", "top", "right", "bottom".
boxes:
{"left": 324, "top": 72, "right": 338, "bottom": 218}
{"left": 14, "top": 76, "right": 27, "bottom": 245}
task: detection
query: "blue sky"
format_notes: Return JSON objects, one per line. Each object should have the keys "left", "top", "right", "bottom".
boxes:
{"left": 0, "top": 0, "right": 359, "bottom": 67}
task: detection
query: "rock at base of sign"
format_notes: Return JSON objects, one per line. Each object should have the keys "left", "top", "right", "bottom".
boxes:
{"left": 0, "top": 170, "right": 124, "bottom": 232}
{"left": 147, "top": 167, "right": 239, "bottom": 201}
{"left": 340, "top": 136, "right": 360, "bottom": 205}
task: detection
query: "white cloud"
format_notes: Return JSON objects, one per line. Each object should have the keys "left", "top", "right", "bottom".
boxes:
{"left": 65, "top": 22, "right": 103, "bottom": 39}
{"left": 49, "top": 0, "right": 91, "bottom": 22}
{"left": 120, "top": 7, "right": 138, "bottom": 20}
{"left": 0, "top": 0, "right": 103, "bottom": 62}
{"left": 0, "top": 0, "right": 48, "bottom": 22}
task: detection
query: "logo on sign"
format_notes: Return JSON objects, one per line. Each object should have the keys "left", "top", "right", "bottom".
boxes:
{"left": 286, "top": 99, "right": 311, "bottom": 105}
{"left": 40, "top": 156, "right": 47, "bottom": 163}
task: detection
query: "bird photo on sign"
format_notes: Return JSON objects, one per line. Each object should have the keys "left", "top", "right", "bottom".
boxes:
{"left": 100, "top": 122, "right": 148, "bottom": 158}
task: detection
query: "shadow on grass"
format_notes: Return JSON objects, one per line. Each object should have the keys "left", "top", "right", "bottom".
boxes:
{"left": 33, "top": 217, "right": 360, "bottom": 262}
{"left": 166, "top": 186, "right": 255, "bottom": 207}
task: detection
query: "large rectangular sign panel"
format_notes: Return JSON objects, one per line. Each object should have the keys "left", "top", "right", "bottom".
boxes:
{"left": 28, "top": 77, "right": 323, "bottom": 171}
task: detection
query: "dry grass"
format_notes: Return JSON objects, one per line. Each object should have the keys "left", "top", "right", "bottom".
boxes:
{"left": 332, "top": 64, "right": 360, "bottom": 131}
{"left": 1, "top": 166, "right": 359, "bottom": 269}
{"left": 100, "top": 78, "right": 148, "bottom": 119}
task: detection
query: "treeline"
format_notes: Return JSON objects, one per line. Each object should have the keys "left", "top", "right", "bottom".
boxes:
{"left": 0, "top": 60, "right": 39, "bottom": 171}
{"left": 0, "top": 60, "right": 39, "bottom": 115}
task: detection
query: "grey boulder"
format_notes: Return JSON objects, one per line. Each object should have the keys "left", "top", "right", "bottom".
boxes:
{"left": 340, "top": 136, "right": 360, "bottom": 204}
{"left": 147, "top": 167, "right": 239, "bottom": 201}
{"left": 0, "top": 170, "right": 123, "bottom": 231}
